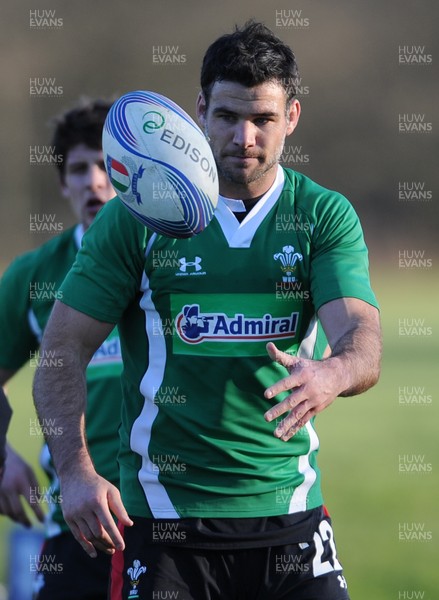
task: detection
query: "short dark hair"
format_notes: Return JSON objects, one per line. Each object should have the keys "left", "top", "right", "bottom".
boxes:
{"left": 51, "top": 98, "right": 112, "bottom": 181}
{"left": 200, "top": 21, "right": 300, "bottom": 107}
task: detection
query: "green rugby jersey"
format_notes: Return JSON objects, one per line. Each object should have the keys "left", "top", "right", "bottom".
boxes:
{"left": 60, "top": 167, "right": 378, "bottom": 519}
{"left": 0, "top": 225, "right": 123, "bottom": 537}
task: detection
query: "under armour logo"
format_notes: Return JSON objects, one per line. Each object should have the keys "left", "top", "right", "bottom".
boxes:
{"left": 179, "top": 256, "right": 202, "bottom": 272}
{"left": 337, "top": 575, "right": 347, "bottom": 589}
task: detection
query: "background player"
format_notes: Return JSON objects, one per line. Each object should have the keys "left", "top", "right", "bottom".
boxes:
{"left": 34, "top": 22, "right": 382, "bottom": 599}
{"left": 0, "top": 99, "right": 123, "bottom": 600}
{"left": 0, "top": 389, "right": 12, "bottom": 482}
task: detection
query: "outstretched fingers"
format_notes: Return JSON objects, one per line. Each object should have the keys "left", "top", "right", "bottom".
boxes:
{"left": 264, "top": 343, "right": 329, "bottom": 441}
{"left": 265, "top": 342, "right": 304, "bottom": 402}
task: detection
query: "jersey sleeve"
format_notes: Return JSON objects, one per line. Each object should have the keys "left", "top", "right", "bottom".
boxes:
{"left": 0, "top": 254, "right": 39, "bottom": 370}
{"left": 60, "top": 197, "right": 150, "bottom": 323}
{"left": 310, "top": 192, "right": 378, "bottom": 312}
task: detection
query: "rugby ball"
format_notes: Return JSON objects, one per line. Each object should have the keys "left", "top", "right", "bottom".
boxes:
{"left": 103, "top": 91, "right": 218, "bottom": 238}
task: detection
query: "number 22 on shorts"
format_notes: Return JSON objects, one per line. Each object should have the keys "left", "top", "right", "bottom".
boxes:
{"left": 312, "top": 520, "right": 343, "bottom": 577}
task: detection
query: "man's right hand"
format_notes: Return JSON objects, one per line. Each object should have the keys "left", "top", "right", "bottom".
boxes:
{"left": 0, "top": 445, "right": 45, "bottom": 527}
{"left": 60, "top": 469, "right": 133, "bottom": 558}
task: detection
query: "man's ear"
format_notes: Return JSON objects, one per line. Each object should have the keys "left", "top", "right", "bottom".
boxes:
{"left": 196, "top": 91, "right": 207, "bottom": 130}
{"left": 286, "top": 99, "right": 301, "bottom": 136}
{"left": 60, "top": 178, "right": 70, "bottom": 199}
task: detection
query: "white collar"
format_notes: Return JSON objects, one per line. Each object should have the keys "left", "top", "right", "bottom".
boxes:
{"left": 74, "top": 224, "right": 85, "bottom": 249}
{"left": 215, "top": 165, "right": 285, "bottom": 248}
{"left": 220, "top": 197, "right": 246, "bottom": 213}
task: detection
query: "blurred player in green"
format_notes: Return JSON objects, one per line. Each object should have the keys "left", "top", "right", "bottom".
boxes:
{"left": 0, "top": 99, "right": 122, "bottom": 600}
{"left": 0, "top": 389, "right": 12, "bottom": 482}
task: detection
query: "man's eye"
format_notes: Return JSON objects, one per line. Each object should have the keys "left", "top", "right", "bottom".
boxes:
{"left": 68, "top": 164, "right": 87, "bottom": 174}
{"left": 219, "top": 114, "right": 236, "bottom": 122}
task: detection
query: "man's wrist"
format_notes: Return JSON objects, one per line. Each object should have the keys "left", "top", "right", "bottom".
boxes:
{"left": 323, "top": 355, "right": 353, "bottom": 397}
{"left": 56, "top": 447, "right": 96, "bottom": 482}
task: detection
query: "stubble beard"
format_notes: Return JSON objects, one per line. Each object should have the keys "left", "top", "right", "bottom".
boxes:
{"left": 204, "top": 123, "right": 286, "bottom": 190}
{"left": 214, "top": 144, "right": 285, "bottom": 188}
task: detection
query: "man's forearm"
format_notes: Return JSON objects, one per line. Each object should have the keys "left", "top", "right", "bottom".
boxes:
{"left": 33, "top": 348, "right": 93, "bottom": 478}
{"left": 327, "top": 317, "right": 382, "bottom": 397}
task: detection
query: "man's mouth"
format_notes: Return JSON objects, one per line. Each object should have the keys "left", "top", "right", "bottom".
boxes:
{"left": 226, "top": 153, "right": 260, "bottom": 159}
{"left": 86, "top": 198, "right": 105, "bottom": 210}
{"left": 85, "top": 198, "right": 105, "bottom": 217}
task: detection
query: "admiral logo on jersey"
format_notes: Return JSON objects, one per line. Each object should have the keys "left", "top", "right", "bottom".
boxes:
{"left": 176, "top": 304, "right": 299, "bottom": 344}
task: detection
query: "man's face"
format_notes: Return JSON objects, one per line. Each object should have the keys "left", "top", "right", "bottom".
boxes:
{"left": 61, "top": 143, "right": 115, "bottom": 230}
{"left": 196, "top": 80, "right": 300, "bottom": 199}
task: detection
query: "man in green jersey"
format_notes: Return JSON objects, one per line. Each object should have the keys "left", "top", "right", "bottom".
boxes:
{"left": 0, "top": 100, "right": 123, "bottom": 599}
{"left": 34, "top": 23, "right": 382, "bottom": 599}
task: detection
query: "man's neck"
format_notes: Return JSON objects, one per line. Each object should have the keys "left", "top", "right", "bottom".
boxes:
{"left": 219, "top": 166, "right": 282, "bottom": 222}
{"left": 234, "top": 195, "right": 264, "bottom": 223}
{"left": 218, "top": 168, "right": 278, "bottom": 203}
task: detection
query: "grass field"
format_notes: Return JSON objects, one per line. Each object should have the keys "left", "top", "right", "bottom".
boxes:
{"left": 0, "top": 269, "right": 437, "bottom": 599}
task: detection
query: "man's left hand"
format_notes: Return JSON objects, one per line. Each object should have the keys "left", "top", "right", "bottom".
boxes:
{"left": 264, "top": 342, "right": 343, "bottom": 441}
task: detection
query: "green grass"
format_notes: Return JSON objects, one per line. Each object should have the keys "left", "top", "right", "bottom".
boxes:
{"left": 319, "top": 269, "right": 438, "bottom": 599}
{"left": 0, "top": 270, "right": 437, "bottom": 598}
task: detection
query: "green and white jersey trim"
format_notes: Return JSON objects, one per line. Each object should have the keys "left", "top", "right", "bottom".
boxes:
{"left": 131, "top": 256, "right": 179, "bottom": 518}
{"left": 291, "top": 315, "right": 320, "bottom": 512}
{"left": 297, "top": 315, "right": 319, "bottom": 360}
{"left": 289, "top": 421, "right": 319, "bottom": 512}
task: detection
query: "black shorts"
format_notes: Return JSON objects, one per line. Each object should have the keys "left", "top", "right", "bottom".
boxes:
{"left": 110, "top": 510, "right": 350, "bottom": 600}
{"left": 33, "top": 531, "right": 111, "bottom": 600}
